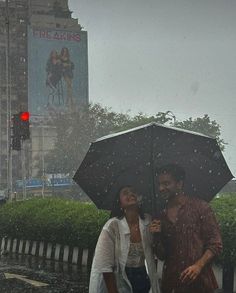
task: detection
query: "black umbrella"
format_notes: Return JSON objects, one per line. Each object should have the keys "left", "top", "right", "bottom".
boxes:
{"left": 73, "top": 122, "right": 233, "bottom": 214}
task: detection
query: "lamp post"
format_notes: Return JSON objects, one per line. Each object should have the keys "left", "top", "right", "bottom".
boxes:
{"left": 5, "top": 0, "right": 13, "bottom": 201}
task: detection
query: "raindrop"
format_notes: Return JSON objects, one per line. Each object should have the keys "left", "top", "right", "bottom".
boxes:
{"left": 213, "top": 151, "right": 221, "bottom": 159}
{"left": 193, "top": 149, "right": 197, "bottom": 153}
{"left": 209, "top": 170, "right": 212, "bottom": 174}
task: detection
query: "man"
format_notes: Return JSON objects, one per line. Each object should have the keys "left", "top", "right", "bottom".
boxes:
{"left": 150, "top": 164, "right": 222, "bottom": 293}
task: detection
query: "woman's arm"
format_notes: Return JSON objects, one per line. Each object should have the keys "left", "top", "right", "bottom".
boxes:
{"left": 92, "top": 222, "right": 119, "bottom": 292}
{"left": 103, "top": 273, "right": 119, "bottom": 293}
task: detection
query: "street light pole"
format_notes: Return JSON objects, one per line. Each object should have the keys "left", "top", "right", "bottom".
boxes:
{"left": 5, "top": 0, "right": 13, "bottom": 201}
{"left": 41, "top": 125, "right": 45, "bottom": 198}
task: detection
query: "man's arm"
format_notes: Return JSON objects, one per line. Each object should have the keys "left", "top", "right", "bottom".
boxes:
{"left": 195, "top": 249, "right": 215, "bottom": 269}
{"left": 180, "top": 203, "right": 222, "bottom": 284}
{"left": 180, "top": 249, "right": 214, "bottom": 283}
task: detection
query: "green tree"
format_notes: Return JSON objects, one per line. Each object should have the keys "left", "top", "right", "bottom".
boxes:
{"left": 173, "top": 114, "right": 226, "bottom": 150}
{"left": 45, "top": 104, "right": 130, "bottom": 175}
{"left": 115, "top": 111, "right": 174, "bottom": 132}
{"left": 45, "top": 105, "right": 225, "bottom": 175}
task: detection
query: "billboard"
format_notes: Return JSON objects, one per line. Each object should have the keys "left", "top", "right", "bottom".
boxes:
{"left": 28, "top": 27, "right": 88, "bottom": 116}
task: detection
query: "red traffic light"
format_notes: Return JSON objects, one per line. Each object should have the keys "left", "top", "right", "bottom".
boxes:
{"left": 20, "top": 111, "right": 30, "bottom": 121}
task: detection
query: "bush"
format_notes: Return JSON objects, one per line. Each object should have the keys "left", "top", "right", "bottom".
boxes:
{"left": 211, "top": 193, "right": 236, "bottom": 266}
{"left": 0, "top": 194, "right": 235, "bottom": 265}
{"left": 0, "top": 198, "right": 109, "bottom": 249}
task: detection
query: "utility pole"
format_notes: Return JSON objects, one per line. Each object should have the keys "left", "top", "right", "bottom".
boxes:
{"left": 5, "top": 0, "right": 13, "bottom": 201}
{"left": 41, "top": 125, "right": 45, "bottom": 198}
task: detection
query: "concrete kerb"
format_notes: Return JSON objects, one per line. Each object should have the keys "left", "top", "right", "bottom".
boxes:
{"left": 0, "top": 237, "right": 92, "bottom": 267}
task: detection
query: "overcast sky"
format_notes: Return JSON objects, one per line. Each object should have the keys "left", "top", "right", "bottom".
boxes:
{"left": 69, "top": 0, "right": 236, "bottom": 176}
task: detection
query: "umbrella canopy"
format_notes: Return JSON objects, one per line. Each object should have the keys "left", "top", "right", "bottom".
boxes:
{"left": 73, "top": 122, "right": 233, "bottom": 214}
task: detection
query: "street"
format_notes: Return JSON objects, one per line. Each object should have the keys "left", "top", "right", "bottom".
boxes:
{"left": 0, "top": 254, "right": 89, "bottom": 292}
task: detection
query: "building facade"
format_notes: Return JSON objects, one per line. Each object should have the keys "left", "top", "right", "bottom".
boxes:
{"left": 0, "top": 0, "right": 88, "bottom": 192}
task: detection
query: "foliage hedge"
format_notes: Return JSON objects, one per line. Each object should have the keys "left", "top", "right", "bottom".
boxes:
{"left": 211, "top": 193, "right": 236, "bottom": 266}
{"left": 0, "top": 194, "right": 235, "bottom": 266}
{"left": 0, "top": 198, "right": 109, "bottom": 249}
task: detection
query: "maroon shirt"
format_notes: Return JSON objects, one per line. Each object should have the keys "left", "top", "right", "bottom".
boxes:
{"left": 157, "top": 196, "right": 222, "bottom": 293}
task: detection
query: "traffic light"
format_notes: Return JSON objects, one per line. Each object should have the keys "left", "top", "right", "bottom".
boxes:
{"left": 19, "top": 111, "right": 30, "bottom": 140}
{"left": 12, "top": 137, "right": 21, "bottom": 151}
{"left": 12, "top": 111, "right": 30, "bottom": 140}
{"left": 11, "top": 111, "right": 30, "bottom": 151}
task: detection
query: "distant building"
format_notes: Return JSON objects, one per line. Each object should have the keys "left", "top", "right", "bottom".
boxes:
{"left": 0, "top": 0, "right": 88, "bottom": 190}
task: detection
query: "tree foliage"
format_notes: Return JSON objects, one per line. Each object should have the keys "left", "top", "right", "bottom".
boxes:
{"left": 44, "top": 104, "right": 225, "bottom": 175}
{"left": 45, "top": 104, "right": 128, "bottom": 174}
{"left": 173, "top": 114, "right": 226, "bottom": 151}
{"left": 211, "top": 194, "right": 236, "bottom": 266}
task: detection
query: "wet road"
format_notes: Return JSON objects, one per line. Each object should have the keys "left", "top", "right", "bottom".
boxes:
{"left": 0, "top": 255, "right": 233, "bottom": 293}
{"left": 0, "top": 254, "right": 89, "bottom": 292}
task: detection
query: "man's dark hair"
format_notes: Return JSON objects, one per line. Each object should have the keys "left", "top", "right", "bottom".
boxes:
{"left": 156, "top": 164, "right": 186, "bottom": 182}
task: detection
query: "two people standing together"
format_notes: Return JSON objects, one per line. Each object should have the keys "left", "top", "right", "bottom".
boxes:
{"left": 89, "top": 164, "right": 222, "bottom": 293}
{"left": 46, "top": 47, "right": 75, "bottom": 110}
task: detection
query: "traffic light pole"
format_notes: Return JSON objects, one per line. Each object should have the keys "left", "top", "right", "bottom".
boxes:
{"left": 21, "top": 141, "right": 27, "bottom": 200}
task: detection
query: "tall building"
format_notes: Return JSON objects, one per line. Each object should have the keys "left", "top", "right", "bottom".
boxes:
{"left": 0, "top": 0, "right": 88, "bottom": 192}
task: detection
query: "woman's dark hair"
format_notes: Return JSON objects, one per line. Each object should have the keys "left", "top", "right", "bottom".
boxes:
{"left": 156, "top": 164, "right": 186, "bottom": 182}
{"left": 110, "top": 186, "right": 145, "bottom": 219}
{"left": 61, "top": 47, "right": 70, "bottom": 57}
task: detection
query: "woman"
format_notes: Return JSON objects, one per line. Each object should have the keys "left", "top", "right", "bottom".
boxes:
{"left": 46, "top": 50, "right": 63, "bottom": 105}
{"left": 89, "top": 186, "right": 160, "bottom": 293}
{"left": 60, "top": 47, "right": 75, "bottom": 110}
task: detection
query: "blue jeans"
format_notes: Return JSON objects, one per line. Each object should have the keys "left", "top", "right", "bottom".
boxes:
{"left": 125, "top": 266, "right": 151, "bottom": 293}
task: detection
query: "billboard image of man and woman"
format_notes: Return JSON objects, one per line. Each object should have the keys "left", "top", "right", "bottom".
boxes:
{"left": 28, "top": 28, "right": 88, "bottom": 116}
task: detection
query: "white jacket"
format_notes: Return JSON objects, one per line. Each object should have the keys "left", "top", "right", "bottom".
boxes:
{"left": 89, "top": 214, "right": 160, "bottom": 293}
